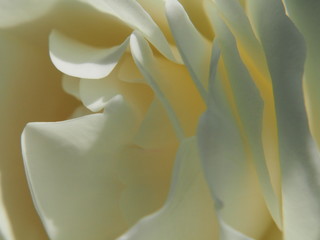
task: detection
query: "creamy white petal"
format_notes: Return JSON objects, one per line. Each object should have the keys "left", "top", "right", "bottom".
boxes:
{"left": 79, "top": 75, "right": 153, "bottom": 117}
{"left": 198, "top": 15, "right": 274, "bottom": 240}
{"left": 61, "top": 75, "right": 81, "bottom": 100}
{"left": 0, "top": 176, "right": 14, "bottom": 240}
{"left": 133, "top": 99, "right": 177, "bottom": 149}
{"left": 130, "top": 31, "right": 184, "bottom": 140}
{"left": 280, "top": 0, "right": 320, "bottom": 146}
{"left": 208, "top": 0, "right": 257, "bottom": 52}
{"left": 177, "top": 0, "right": 213, "bottom": 39}
{"left": 198, "top": 80, "right": 269, "bottom": 239}
{"left": 206, "top": 2, "right": 281, "bottom": 227}
{"left": 79, "top": 0, "right": 175, "bottom": 61}
{"left": 130, "top": 31, "right": 206, "bottom": 141}
{"left": 261, "top": 223, "right": 282, "bottom": 240}
{"left": 79, "top": 77, "right": 119, "bottom": 112}
{"left": 117, "top": 55, "right": 144, "bottom": 84}
{"left": 219, "top": 221, "right": 254, "bottom": 240}
{"left": 22, "top": 94, "right": 178, "bottom": 239}
{"left": 117, "top": 138, "right": 218, "bottom": 240}
{"left": 165, "top": 0, "right": 211, "bottom": 100}
{"left": 22, "top": 96, "right": 135, "bottom": 240}
{"left": 0, "top": 0, "right": 57, "bottom": 27}
{"left": 136, "top": 0, "right": 173, "bottom": 42}
{"left": 247, "top": 0, "right": 320, "bottom": 239}
{"left": 0, "top": 31, "right": 77, "bottom": 240}
{"left": 49, "top": 31, "right": 129, "bottom": 79}
{"left": 206, "top": 0, "right": 271, "bottom": 86}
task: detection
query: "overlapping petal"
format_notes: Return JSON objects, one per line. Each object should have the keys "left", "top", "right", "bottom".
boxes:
{"left": 247, "top": 0, "right": 320, "bottom": 239}
{"left": 0, "top": 0, "right": 57, "bottom": 28}
{"left": 9, "top": 0, "right": 320, "bottom": 240}
{"left": 79, "top": 0, "right": 175, "bottom": 61}
{"left": 117, "top": 138, "right": 218, "bottom": 240}
{"left": 165, "top": 0, "right": 211, "bottom": 99}
{"left": 280, "top": 0, "right": 320, "bottom": 146}
{"left": 197, "top": 3, "right": 284, "bottom": 239}
{"left": 22, "top": 95, "right": 177, "bottom": 240}
{"left": 49, "top": 31, "right": 129, "bottom": 79}
{"left": 0, "top": 31, "right": 78, "bottom": 240}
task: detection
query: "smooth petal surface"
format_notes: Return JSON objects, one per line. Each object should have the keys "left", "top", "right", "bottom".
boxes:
{"left": 206, "top": 1, "right": 281, "bottom": 228}
{"left": 165, "top": 0, "right": 211, "bottom": 99}
{"left": 130, "top": 31, "right": 185, "bottom": 140}
{"left": 117, "top": 138, "right": 218, "bottom": 240}
{"left": 77, "top": 54, "right": 153, "bottom": 113}
{"left": 61, "top": 75, "right": 81, "bottom": 100}
{"left": 117, "top": 55, "right": 144, "bottom": 84}
{"left": 3, "top": 0, "right": 131, "bottom": 50}
{"left": 130, "top": 31, "right": 206, "bottom": 140}
{"left": 22, "top": 96, "right": 132, "bottom": 240}
{"left": 0, "top": 0, "right": 57, "bottom": 28}
{"left": 208, "top": 0, "right": 270, "bottom": 83}
{"left": 22, "top": 95, "right": 174, "bottom": 240}
{"left": 49, "top": 31, "right": 129, "bottom": 79}
{"left": 79, "top": 0, "right": 175, "bottom": 61}
{"left": 281, "top": 0, "right": 320, "bottom": 146}
{"left": 79, "top": 77, "right": 119, "bottom": 112}
{"left": 0, "top": 32, "right": 77, "bottom": 240}
{"left": 247, "top": 0, "right": 320, "bottom": 239}
{"left": 79, "top": 75, "right": 153, "bottom": 115}
{"left": 198, "top": 73, "right": 268, "bottom": 240}
{"left": 198, "top": 11, "right": 274, "bottom": 240}
{"left": 133, "top": 99, "right": 177, "bottom": 149}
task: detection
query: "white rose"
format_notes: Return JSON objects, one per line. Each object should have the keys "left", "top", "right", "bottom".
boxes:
{"left": 1, "top": 0, "right": 320, "bottom": 240}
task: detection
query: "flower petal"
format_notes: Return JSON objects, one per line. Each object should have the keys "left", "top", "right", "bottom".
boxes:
{"left": 203, "top": 0, "right": 281, "bottom": 233}
{"left": 0, "top": 32, "right": 77, "bottom": 240}
{"left": 133, "top": 99, "right": 177, "bottom": 149}
{"left": 198, "top": 79, "right": 269, "bottom": 240}
{"left": 79, "top": 77, "right": 119, "bottom": 112}
{"left": 208, "top": 0, "right": 268, "bottom": 79}
{"left": 165, "top": 0, "right": 211, "bottom": 100}
{"left": 117, "top": 55, "right": 144, "bottom": 84}
{"left": 79, "top": 0, "right": 175, "bottom": 61}
{"left": 280, "top": 0, "right": 320, "bottom": 146}
{"left": 49, "top": 31, "right": 129, "bottom": 79}
{"left": 130, "top": 31, "right": 185, "bottom": 140}
{"left": 22, "top": 94, "right": 177, "bottom": 239}
{"left": 61, "top": 75, "right": 81, "bottom": 100}
{"left": 130, "top": 31, "right": 206, "bottom": 140}
{"left": 117, "top": 138, "right": 218, "bottom": 240}
{"left": 247, "top": 0, "right": 320, "bottom": 239}
{"left": 79, "top": 76, "right": 153, "bottom": 116}
{"left": 198, "top": 14, "right": 275, "bottom": 240}
{"left": 22, "top": 96, "right": 134, "bottom": 240}
{"left": 0, "top": 0, "right": 57, "bottom": 27}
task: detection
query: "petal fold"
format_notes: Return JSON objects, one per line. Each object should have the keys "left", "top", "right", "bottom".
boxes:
{"left": 165, "top": 0, "right": 211, "bottom": 99}
{"left": 207, "top": 1, "right": 282, "bottom": 227}
{"left": 79, "top": 0, "right": 175, "bottom": 61}
{"left": 280, "top": 0, "right": 320, "bottom": 146}
{"left": 117, "top": 138, "right": 218, "bottom": 240}
{"left": 49, "top": 31, "right": 129, "bottom": 79}
{"left": 22, "top": 96, "right": 135, "bottom": 240}
{"left": 247, "top": 0, "right": 320, "bottom": 239}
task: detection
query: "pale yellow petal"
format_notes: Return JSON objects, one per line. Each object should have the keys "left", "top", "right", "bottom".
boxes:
{"left": 79, "top": 0, "right": 175, "bottom": 61}
{"left": 49, "top": 31, "right": 129, "bottom": 79}
{"left": 0, "top": 32, "right": 77, "bottom": 240}
{"left": 281, "top": 0, "right": 320, "bottom": 146}
{"left": 0, "top": 0, "right": 57, "bottom": 28}
{"left": 247, "top": 0, "right": 320, "bottom": 238}
{"left": 166, "top": 0, "right": 211, "bottom": 100}
{"left": 22, "top": 95, "right": 177, "bottom": 239}
{"left": 117, "top": 138, "right": 218, "bottom": 240}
